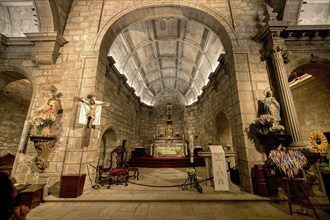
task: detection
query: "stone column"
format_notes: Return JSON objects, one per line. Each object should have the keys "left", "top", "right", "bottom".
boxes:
{"left": 270, "top": 44, "right": 304, "bottom": 145}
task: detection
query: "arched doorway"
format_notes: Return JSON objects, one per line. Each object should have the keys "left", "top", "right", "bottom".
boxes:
{"left": 215, "top": 112, "right": 233, "bottom": 151}
{"left": 0, "top": 66, "right": 33, "bottom": 175}
{"left": 0, "top": 68, "right": 33, "bottom": 156}
{"left": 99, "top": 128, "right": 118, "bottom": 169}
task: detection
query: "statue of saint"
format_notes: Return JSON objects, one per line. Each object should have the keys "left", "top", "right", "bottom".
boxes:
{"left": 34, "top": 92, "right": 60, "bottom": 121}
{"left": 78, "top": 93, "right": 110, "bottom": 128}
{"left": 31, "top": 92, "right": 60, "bottom": 136}
{"left": 166, "top": 103, "right": 172, "bottom": 120}
{"left": 264, "top": 90, "right": 281, "bottom": 123}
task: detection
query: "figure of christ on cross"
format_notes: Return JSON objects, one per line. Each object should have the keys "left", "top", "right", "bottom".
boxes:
{"left": 76, "top": 93, "right": 110, "bottom": 147}
{"left": 78, "top": 93, "right": 110, "bottom": 128}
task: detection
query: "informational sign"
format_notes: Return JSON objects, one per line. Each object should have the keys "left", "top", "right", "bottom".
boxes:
{"left": 209, "top": 145, "right": 229, "bottom": 191}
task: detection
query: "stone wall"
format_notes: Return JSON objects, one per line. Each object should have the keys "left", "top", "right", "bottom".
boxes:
{"left": 1, "top": 0, "right": 278, "bottom": 194}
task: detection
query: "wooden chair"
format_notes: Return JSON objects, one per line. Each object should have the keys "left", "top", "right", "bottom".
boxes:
{"left": 123, "top": 150, "right": 139, "bottom": 180}
{"left": 106, "top": 146, "right": 129, "bottom": 188}
{"left": 92, "top": 146, "right": 139, "bottom": 188}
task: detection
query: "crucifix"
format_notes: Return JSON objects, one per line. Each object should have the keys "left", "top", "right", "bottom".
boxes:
{"left": 76, "top": 93, "right": 110, "bottom": 147}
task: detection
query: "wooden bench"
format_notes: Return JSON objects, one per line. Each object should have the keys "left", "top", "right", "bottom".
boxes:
{"left": 16, "top": 184, "right": 45, "bottom": 209}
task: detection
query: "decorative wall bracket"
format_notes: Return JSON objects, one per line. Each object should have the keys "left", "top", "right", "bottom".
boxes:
{"left": 29, "top": 136, "right": 57, "bottom": 172}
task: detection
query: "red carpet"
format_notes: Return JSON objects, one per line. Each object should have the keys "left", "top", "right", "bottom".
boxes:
{"left": 128, "top": 155, "right": 205, "bottom": 168}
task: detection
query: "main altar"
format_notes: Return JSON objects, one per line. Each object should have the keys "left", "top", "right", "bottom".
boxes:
{"left": 152, "top": 139, "right": 187, "bottom": 158}
{"left": 150, "top": 103, "right": 187, "bottom": 158}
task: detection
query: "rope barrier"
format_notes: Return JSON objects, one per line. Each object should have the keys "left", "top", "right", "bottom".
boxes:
{"left": 89, "top": 163, "right": 214, "bottom": 189}
{"left": 89, "top": 164, "right": 110, "bottom": 173}
{"left": 127, "top": 177, "right": 213, "bottom": 188}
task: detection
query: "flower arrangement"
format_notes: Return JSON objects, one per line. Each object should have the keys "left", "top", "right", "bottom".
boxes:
{"left": 254, "top": 114, "right": 285, "bottom": 135}
{"left": 186, "top": 168, "right": 196, "bottom": 176}
{"left": 309, "top": 130, "right": 328, "bottom": 153}
{"left": 31, "top": 117, "right": 55, "bottom": 136}
{"left": 255, "top": 114, "right": 275, "bottom": 134}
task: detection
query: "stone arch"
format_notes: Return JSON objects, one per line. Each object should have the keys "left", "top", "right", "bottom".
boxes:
{"left": 0, "top": 64, "right": 36, "bottom": 116}
{"left": 0, "top": 64, "right": 35, "bottom": 84}
{"left": 93, "top": 0, "right": 238, "bottom": 58}
{"left": 286, "top": 54, "right": 330, "bottom": 76}
{"left": 290, "top": 62, "right": 330, "bottom": 89}
{"left": 34, "top": 0, "right": 73, "bottom": 34}
{"left": 214, "top": 111, "right": 233, "bottom": 150}
{"left": 99, "top": 126, "right": 119, "bottom": 168}
{"left": 33, "top": 0, "right": 55, "bottom": 32}
{"left": 0, "top": 64, "right": 35, "bottom": 156}
{"left": 287, "top": 60, "right": 330, "bottom": 140}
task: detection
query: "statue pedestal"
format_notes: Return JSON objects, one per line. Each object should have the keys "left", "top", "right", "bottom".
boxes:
{"left": 29, "top": 136, "right": 57, "bottom": 172}
{"left": 59, "top": 174, "right": 86, "bottom": 198}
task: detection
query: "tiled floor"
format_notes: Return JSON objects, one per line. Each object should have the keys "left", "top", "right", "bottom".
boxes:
{"left": 27, "top": 167, "right": 330, "bottom": 220}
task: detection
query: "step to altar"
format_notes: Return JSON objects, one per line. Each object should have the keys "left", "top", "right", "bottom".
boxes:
{"left": 128, "top": 155, "right": 205, "bottom": 168}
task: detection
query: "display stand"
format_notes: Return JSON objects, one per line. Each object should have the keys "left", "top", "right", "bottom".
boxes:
{"left": 282, "top": 177, "right": 319, "bottom": 219}
{"left": 59, "top": 174, "right": 86, "bottom": 198}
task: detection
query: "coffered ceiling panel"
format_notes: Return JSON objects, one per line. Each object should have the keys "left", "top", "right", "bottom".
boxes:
{"left": 158, "top": 41, "right": 177, "bottom": 55}
{"left": 109, "top": 18, "right": 225, "bottom": 106}
{"left": 160, "top": 57, "right": 176, "bottom": 69}
{"left": 136, "top": 44, "right": 154, "bottom": 61}
{"left": 162, "top": 69, "right": 176, "bottom": 78}
{"left": 181, "top": 43, "right": 199, "bottom": 63}
{"left": 178, "top": 71, "right": 191, "bottom": 83}
{"left": 153, "top": 19, "right": 180, "bottom": 38}
{"left": 144, "top": 61, "right": 158, "bottom": 75}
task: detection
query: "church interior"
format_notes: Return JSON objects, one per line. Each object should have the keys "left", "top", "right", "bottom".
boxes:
{"left": 0, "top": 0, "right": 330, "bottom": 219}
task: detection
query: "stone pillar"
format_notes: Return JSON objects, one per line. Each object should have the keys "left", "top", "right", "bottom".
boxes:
{"left": 253, "top": 17, "right": 305, "bottom": 146}
{"left": 270, "top": 44, "right": 304, "bottom": 145}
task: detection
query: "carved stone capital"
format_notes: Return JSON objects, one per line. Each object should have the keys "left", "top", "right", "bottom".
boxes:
{"left": 268, "top": 44, "right": 290, "bottom": 64}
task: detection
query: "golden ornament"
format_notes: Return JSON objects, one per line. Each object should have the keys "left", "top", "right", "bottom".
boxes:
{"left": 309, "top": 130, "right": 328, "bottom": 153}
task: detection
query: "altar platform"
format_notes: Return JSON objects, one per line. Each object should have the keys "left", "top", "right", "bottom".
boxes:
{"left": 128, "top": 155, "right": 205, "bottom": 168}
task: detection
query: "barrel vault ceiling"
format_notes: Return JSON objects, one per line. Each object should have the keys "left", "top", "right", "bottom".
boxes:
{"left": 108, "top": 18, "right": 225, "bottom": 106}
{"left": 1, "top": 0, "right": 330, "bottom": 105}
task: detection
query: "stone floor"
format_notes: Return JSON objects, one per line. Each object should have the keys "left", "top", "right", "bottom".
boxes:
{"left": 27, "top": 167, "right": 330, "bottom": 220}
